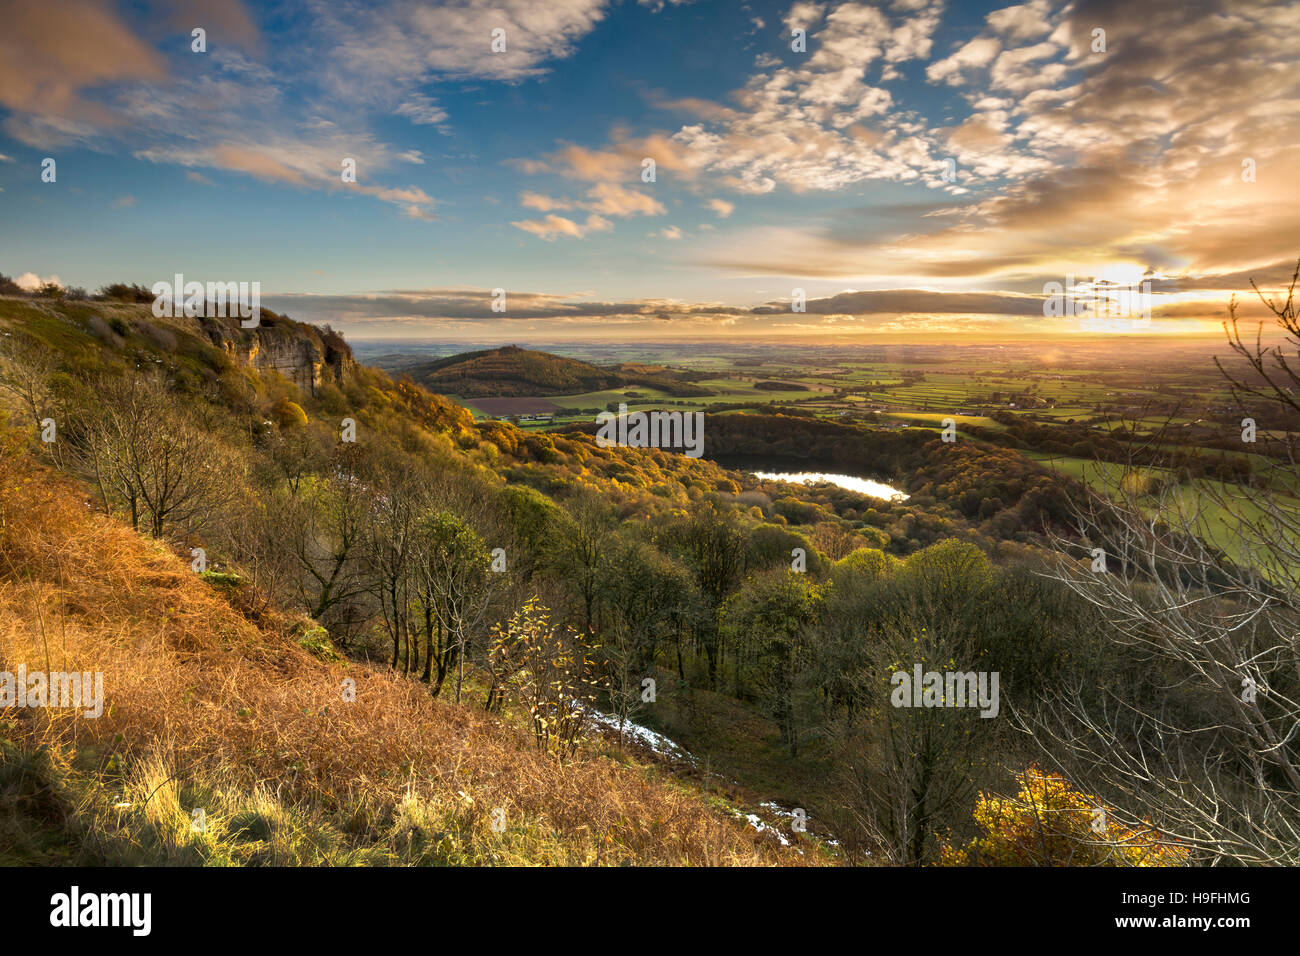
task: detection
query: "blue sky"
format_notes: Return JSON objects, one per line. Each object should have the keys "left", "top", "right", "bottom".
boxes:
{"left": 1, "top": 0, "right": 1297, "bottom": 340}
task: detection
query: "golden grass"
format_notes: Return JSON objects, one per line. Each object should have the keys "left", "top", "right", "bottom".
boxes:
{"left": 0, "top": 440, "right": 818, "bottom": 865}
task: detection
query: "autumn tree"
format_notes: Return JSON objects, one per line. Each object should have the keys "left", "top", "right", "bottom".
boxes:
{"left": 550, "top": 486, "right": 615, "bottom": 633}
{"left": 599, "top": 539, "right": 693, "bottom": 738}
{"left": 831, "top": 540, "right": 1006, "bottom": 864}
{"left": 939, "top": 768, "right": 1188, "bottom": 867}
{"left": 664, "top": 499, "right": 746, "bottom": 689}
{"left": 491, "top": 598, "right": 605, "bottom": 759}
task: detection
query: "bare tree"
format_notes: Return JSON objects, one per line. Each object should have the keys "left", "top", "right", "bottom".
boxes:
{"left": 64, "top": 373, "right": 240, "bottom": 539}
{"left": 0, "top": 332, "right": 55, "bottom": 429}
{"left": 285, "top": 446, "right": 372, "bottom": 628}
{"left": 1036, "top": 261, "right": 1300, "bottom": 864}
{"left": 363, "top": 457, "right": 429, "bottom": 672}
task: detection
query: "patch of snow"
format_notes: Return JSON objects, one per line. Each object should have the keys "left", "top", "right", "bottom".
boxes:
{"left": 752, "top": 802, "right": 843, "bottom": 849}
{"left": 742, "top": 811, "right": 791, "bottom": 847}
{"left": 583, "top": 708, "right": 844, "bottom": 853}
{"left": 584, "top": 708, "right": 694, "bottom": 763}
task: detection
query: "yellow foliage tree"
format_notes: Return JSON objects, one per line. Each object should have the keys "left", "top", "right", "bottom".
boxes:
{"left": 273, "top": 397, "right": 308, "bottom": 428}
{"left": 938, "top": 768, "right": 1188, "bottom": 866}
{"left": 488, "top": 598, "right": 606, "bottom": 759}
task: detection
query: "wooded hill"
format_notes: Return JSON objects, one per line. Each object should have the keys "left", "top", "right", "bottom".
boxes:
{"left": 399, "top": 344, "right": 713, "bottom": 398}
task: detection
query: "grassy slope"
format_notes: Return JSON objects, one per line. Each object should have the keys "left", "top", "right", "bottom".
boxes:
{"left": 0, "top": 430, "right": 823, "bottom": 866}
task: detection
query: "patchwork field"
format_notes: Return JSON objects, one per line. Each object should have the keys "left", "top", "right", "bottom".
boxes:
{"left": 461, "top": 396, "right": 561, "bottom": 416}
{"left": 375, "top": 341, "right": 1296, "bottom": 571}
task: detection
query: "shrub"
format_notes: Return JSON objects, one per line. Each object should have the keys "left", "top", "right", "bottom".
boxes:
{"left": 938, "top": 768, "right": 1189, "bottom": 867}
{"left": 273, "top": 398, "right": 309, "bottom": 428}
{"left": 199, "top": 570, "right": 244, "bottom": 589}
{"left": 96, "top": 282, "right": 155, "bottom": 303}
{"left": 490, "top": 599, "right": 606, "bottom": 759}
{"left": 296, "top": 626, "right": 340, "bottom": 662}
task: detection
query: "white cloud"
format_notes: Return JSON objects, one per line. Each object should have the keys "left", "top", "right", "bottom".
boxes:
{"left": 0, "top": 0, "right": 608, "bottom": 221}
{"left": 332, "top": 0, "right": 609, "bottom": 85}
{"left": 15, "top": 272, "right": 61, "bottom": 291}
{"left": 136, "top": 129, "right": 439, "bottom": 220}
{"left": 926, "top": 36, "right": 1001, "bottom": 85}
{"left": 394, "top": 94, "right": 448, "bottom": 127}
{"left": 652, "top": 1, "right": 949, "bottom": 194}
{"left": 637, "top": 0, "right": 696, "bottom": 11}
{"left": 511, "top": 213, "right": 612, "bottom": 240}
{"left": 512, "top": 178, "right": 665, "bottom": 239}
{"left": 784, "top": 2, "right": 826, "bottom": 34}
{"left": 986, "top": 0, "right": 1053, "bottom": 41}
{"left": 520, "top": 191, "right": 572, "bottom": 211}
{"left": 583, "top": 182, "right": 665, "bottom": 216}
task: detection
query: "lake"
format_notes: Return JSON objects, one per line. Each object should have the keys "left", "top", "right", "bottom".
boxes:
{"left": 751, "top": 470, "right": 909, "bottom": 501}
{"left": 713, "top": 455, "right": 909, "bottom": 501}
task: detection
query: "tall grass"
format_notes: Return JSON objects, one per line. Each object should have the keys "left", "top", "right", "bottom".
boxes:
{"left": 0, "top": 438, "right": 815, "bottom": 865}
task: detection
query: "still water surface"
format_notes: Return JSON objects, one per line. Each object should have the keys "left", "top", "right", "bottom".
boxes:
{"left": 750, "top": 470, "right": 909, "bottom": 501}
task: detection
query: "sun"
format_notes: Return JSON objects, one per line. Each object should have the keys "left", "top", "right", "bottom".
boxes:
{"left": 1095, "top": 264, "right": 1148, "bottom": 286}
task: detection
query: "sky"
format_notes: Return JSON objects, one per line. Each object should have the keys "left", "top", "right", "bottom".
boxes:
{"left": 1, "top": 0, "right": 1297, "bottom": 342}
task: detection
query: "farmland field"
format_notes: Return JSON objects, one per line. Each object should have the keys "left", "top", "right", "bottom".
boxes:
{"left": 371, "top": 338, "right": 1292, "bottom": 563}
{"left": 461, "top": 396, "right": 561, "bottom": 416}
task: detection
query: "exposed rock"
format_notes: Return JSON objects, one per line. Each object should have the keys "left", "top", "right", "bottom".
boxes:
{"left": 195, "top": 312, "right": 354, "bottom": 395}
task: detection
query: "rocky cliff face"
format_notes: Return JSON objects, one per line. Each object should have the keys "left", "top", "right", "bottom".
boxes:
{"left": 0, "top": 296, "right": 358, "bottom": 398}
{"left": 197, "top": 313, "right": 354, "bottom": 395}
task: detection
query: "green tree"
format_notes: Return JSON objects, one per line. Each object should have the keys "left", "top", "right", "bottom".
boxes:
{"left": 412, "top": 511, "right": 494, "bottom": 702}
{"left": 721, "top": 570, "right": 827, "bottom": 757}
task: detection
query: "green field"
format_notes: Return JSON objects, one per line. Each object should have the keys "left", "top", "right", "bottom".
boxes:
{"left": 1026, "top": 452, "right": 1300, "bottom": 563}
{"left": 883, "top": 412, "right": 1005, "bottom": 430}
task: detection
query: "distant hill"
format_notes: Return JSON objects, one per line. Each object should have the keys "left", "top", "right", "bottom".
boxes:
{"left": 400, "top": 344, "right": 714, "bottom": 398}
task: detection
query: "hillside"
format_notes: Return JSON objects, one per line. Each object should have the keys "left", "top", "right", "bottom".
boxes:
{"left": 0, "top": 295, "right": 849, "bottom": 865}
{"left": 397, "top": 344, "right": 713, "bottom": 398}
{"left": 0, "top": 444, "right": 806, "bottom": 865}
{"left": 0, "top": 292, "right": 1210, "bottom": 867}
{"left": 0, "top": 295, "right": 355, "bottom": 397}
